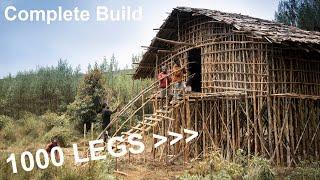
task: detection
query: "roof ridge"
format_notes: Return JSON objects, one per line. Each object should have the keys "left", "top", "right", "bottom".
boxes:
{"left": 174, "top": 6, "right": 320, "bottom": 42}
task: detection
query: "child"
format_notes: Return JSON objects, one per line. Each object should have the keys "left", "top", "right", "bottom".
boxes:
{"left": 172, "top": 59, "right": 186, "bottom": 101}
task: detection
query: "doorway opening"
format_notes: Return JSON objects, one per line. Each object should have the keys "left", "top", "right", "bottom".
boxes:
{"left": 187, "top": 48, "right": 202, "bottom": 92}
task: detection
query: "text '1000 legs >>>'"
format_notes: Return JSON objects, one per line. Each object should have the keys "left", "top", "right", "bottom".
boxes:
{"left": 6, "top": 134, "right": 144, "bottom": 174}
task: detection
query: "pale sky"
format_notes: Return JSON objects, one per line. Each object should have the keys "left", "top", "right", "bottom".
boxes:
{"left": 0, "top": 0, "right": 280, "bottom": 78}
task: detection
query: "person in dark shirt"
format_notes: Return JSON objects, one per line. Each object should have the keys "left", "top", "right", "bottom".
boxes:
{"left": 101, "top": 104, "right": 118, "bottom": 142}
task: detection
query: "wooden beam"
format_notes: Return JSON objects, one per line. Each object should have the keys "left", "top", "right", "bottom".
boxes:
{"left": 308, "top": 45, "right": 320, "bottom": 53}
{"left": 114, "top": 170, "right": 128, "bottom": 176}
{"left": 141, "top": 45, "right": 157, "bottom": 49}
{"left": 153, "top": 28, "right": 176, "bottom": 31}
{"left": 157, "top": 49, "right": 177, "bottom": 53}
{"left": 141, "top": 46, "right": 174, "bottom": 52}
{"left": 154, "top": 37, "right": 194, "bottom": 46}
{"left": 137, "top": 66, "right": 154, "bottom": 69}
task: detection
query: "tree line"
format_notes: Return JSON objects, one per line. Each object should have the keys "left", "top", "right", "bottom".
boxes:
{"left": 0, "top": 54, "right": 150, "bottom": 120}
{"left": 275, "top": 0, "right": 320, "bottom": 31}
{"left": 0, "top": 60, "right": 80, "bottom": 117}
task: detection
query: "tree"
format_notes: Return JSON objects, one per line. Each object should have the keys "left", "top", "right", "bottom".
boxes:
{"left": 298, "top": 0, "right": 320, "bottom": 31}
{"left": 275, "top": 0, "right": 320, "bottom": 31}
{"left": 68, "top": 66, "right": 107, "bottom": 132}
{"left": 275, "top": 0, "right": 298, "bottom": 26}
{"left": 0, "top": 60, "right": 80, "bottom": 117}
{"left": 131, "top": 53, "right": 143, "bottom": 69}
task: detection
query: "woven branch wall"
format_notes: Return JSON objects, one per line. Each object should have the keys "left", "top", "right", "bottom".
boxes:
{"left": 151, "top": 16, "right": 320, "bottom": 166}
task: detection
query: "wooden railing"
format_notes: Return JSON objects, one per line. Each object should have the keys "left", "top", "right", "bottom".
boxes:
{"left": 95, "top": 66, "right": 190, "bottom": 140}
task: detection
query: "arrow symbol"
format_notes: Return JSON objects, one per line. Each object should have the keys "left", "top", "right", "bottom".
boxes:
{"left": 168, "top": 131, "right": 183, "bottom": 145}
{"left": 153, "top": 134, "right": 167, "bottom": 148}
{"left": 184, "top": 129, "right": 198, "bottom": 143}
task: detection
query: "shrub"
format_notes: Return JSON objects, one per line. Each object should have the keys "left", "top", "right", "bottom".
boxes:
{"left": 43, "top": 126, "right": 78, "bottom": 147}
{"left": 181, "top": 149, "right": 275, "bottom": 180}
{"left": 0, "top": 112, "right": 78, "bottom": 148}
{"left": 2, "top": 120, "right": 20, "bottom": 143}
{"left": 244, "top": 156, "right": 275, "bottom": 180}
{"left": 285, "top": 162, "right": 320, "bottom": 179}
{"left": 177, "top": 173, "right": 208, "bottom": 180}
{"left": 0, "top": 115, "right": 13, "bottom": 130}
{"left": 188, "top": 150, "right": 243, "bottom": 179}
{"left": 0, "top": 113, "right": 46, "bottom": 146}
{"left": 19, "top": 114, "right": 45, "bottom": 138}
{"left": 40, "top": 112, "right": 70, "bottom": 131}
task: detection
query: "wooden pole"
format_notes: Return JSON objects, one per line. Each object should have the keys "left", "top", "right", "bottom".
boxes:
{"left": 84, "top": 124, "right": 86, "bottom": 139}
{"left": 154, "top": 37, "right": 194, "bottom": 46}
{"left": 91, "top": 123, "right": 94, "bottom": 140}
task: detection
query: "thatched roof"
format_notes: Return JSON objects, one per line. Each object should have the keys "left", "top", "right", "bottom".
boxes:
{"left": 133, "top": 7, "right": 320, "bottom": 79}
{"left": 180, "top": 7, "right": 320, "bottom": 44}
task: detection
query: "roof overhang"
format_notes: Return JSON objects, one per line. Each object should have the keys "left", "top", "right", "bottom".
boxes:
{"left": 133, "top": 7, "right": 320, "bottom": 79}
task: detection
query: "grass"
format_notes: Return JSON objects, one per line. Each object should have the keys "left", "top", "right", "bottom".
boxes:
{"left": 0, "top": 112, "right": 115, "bottom": 180}
{"left": 0, "top": 113, "right": 79, "bottom": 149}
{"left": 1, "top": 113, "right": 320, "bottom": 180}
{"left": 0, "top": 153, "right": 115, "bottom": 180}
{"left": 180, "top": 149, "right": 275, "bottom": 180}
{"left": 282, "top": 161, "right": 320, "bottom": 180}
{"left": 178, "top": 150, "right": 320, "bottom": 180}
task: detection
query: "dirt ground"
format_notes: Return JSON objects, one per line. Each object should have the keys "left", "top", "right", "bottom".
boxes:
{"left": 115, "top": 157, "right": 192, "bottom": 180}
{"left": 111, "top": 136, "right": 194, "bottom": 180}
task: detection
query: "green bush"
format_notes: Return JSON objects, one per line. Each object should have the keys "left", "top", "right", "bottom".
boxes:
{"left": 1, "top": 120, "right": 20, "bottom": 143}
{"left": 181, "top": 149, "right": 275, "bottom": 180}
{"left": 244, "top": 156, "right": 275, "bottom": 180}
{"left": 0, "top": 115, "right": 13, "bottom": 130}
{"left": 0, "top": 113, "right": 45, "bottom": 146}
{"left": 0, "top": 112, "right": 79, "bottom": 149}
{"left": 43, "top": 126, "right": 78, "bottom": 147}
{"left": 177, "top": 173, "right": 208, "bottom": 180}
{"left": 284, "top": 162, "right": 320, "bottom": 179}
{"left": 40, "top": 112, "right": 71, "bottom": 131}
{"left": 19, "top": 114, "right": 45, "bottom": 138}
{"left": 187, "top": 150, "right": 243, "bottom": 179}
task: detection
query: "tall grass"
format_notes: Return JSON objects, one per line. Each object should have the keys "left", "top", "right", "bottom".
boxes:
{"left": 0, "top": 112, "right": 79, "bottom": 150}
{"left": 0, "top": 113, "right": 115, "bottom": 179}
{"left": 0, "top": 153, "right": 115, "bottom": 180}
{"left": 180, "top": 149, "right": 275, "bottom": 180}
